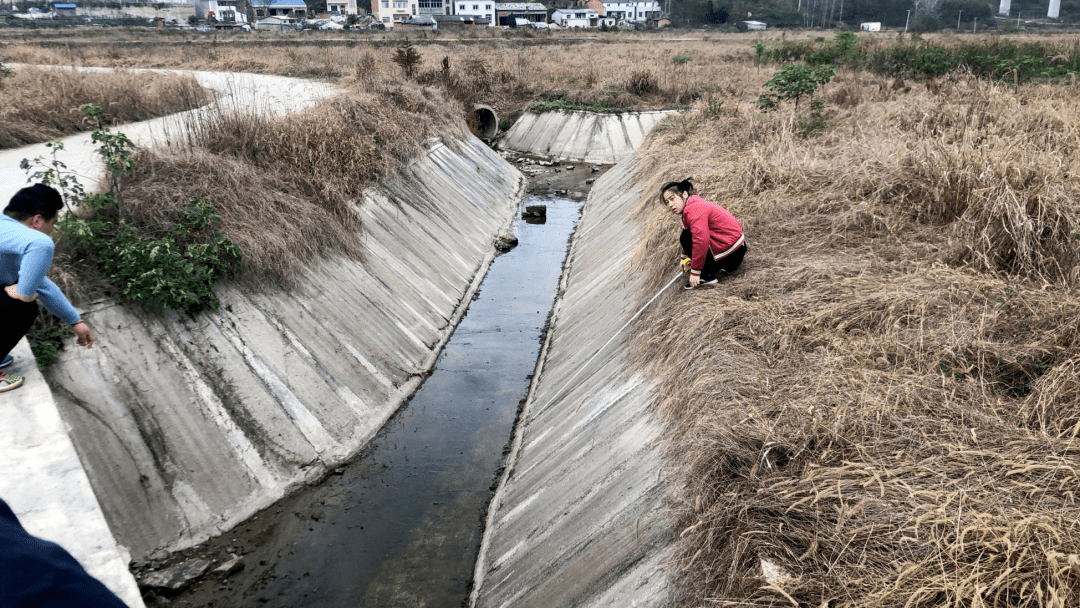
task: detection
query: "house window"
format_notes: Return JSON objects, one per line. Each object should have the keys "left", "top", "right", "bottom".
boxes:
{"left": 382, "top": 15, "right": 390, "bottom": 21}
{"left": 485, "top": 3, "right": 490, "bottom": 8}
{"left": 382, "top": 1, "right": 388, "bottom": 7}
{"left": 419, "top": 0, "right": 442, "bottom": 9}
{"left": 458, "top": 3, "right": 464, "bottom": 9}
{"left": 472, "top": 4, "right": 477, "bottom": 9}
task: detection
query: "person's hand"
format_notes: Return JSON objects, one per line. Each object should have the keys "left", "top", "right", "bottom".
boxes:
{"left": 72, "top": 321, "right": 94, "bottom": 348}
{"left": 4, "top": 284, "right": 37, "bottom": 302}
{"left": 689, "top": 274, "right": 701, "bottom": 288}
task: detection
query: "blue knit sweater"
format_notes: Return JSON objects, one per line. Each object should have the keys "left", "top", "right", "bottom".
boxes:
{"left": 0, "top": 214, "right": 80, "bottom": 324}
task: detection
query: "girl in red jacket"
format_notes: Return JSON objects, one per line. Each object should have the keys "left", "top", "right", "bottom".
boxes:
{"left": 660, "top": 179, "right": 746, "bottom": 289}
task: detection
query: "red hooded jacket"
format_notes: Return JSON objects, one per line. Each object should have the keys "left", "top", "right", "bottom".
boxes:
{"left": 681, "top": 194, "right": 744, "bottom": 276}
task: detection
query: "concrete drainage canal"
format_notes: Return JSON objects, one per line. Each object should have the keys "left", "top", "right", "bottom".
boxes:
{"left": 140, "top": 156, "right": 607, "bottom": 608}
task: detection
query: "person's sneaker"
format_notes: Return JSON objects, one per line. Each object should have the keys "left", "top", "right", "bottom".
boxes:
{"left": 0, "top": 372, "right": 23, "bottom": 393}
{"left": 684, "top": 277, "right": 719, "bottom": 290}
{"left": 0, "top": 355, "right": 11, "bottom": 369}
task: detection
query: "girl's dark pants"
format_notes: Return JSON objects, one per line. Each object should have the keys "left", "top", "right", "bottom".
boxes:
{"left": 1, "top": 291, "right": 39, "bottom": 361}
{"left": 681, "top": 229, "right": 746, "bottom": 281}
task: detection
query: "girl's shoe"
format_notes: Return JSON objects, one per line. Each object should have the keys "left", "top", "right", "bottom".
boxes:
{"left": 0, "top": 355, "right": 12, "bottom": 369}
{"left": 0, "top": 372, "right": 23, "bottom": 393}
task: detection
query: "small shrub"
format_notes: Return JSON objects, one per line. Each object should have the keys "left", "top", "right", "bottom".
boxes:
{"left": 674, "top": 54, "right": 692, "bottom": 65}
{"left": 392, "top": 38, "right": 422, "bottom": 79}
{"left": 757, "top": 63, "right": 836, "bottom": 112}
{"left": 626, "top": 68, "right": 660, "bottom": 96}
{"left": 26, "top": 314, "right": 67, "bottom": 370}
{"left": 62, "top": 194, "right": 240, "bottom": 315}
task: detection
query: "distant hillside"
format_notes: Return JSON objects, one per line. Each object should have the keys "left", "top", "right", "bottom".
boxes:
{"left": 668, "top": 0, "right": 1079, "bottom": 27}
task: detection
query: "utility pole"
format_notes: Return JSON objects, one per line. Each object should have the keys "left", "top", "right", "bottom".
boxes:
{"left": 972, "top": 17, "right": 976, "bottom": 31}
{"left": 904, "top": 8, "right": 910, "bottom": 33}
{"left": 956, "top": 9, "right": 961, "bottom": 29}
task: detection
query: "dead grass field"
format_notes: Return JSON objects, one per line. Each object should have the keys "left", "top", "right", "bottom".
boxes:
{"left": 0, "top": 65, "right": 210, "bottom": 148}
{"left": 0, "top": 28, "right": 786, "bottom": 120}
{"left": 630, "top": 36, "right": 1080, "bottom": 608}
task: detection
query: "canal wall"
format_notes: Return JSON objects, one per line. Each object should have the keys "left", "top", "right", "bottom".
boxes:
{"left": 498, "top": 110, "right": 676, "bottom": 165}
{"left": 43, "top": 135, "right": 525, "bottom": 562}
{"left": 471, "top": 148, "right": 674, "bottom": 607}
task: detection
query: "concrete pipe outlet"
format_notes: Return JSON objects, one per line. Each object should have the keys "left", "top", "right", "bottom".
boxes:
{"left": 473, "top": 105, "right": 499, "bottom": 140}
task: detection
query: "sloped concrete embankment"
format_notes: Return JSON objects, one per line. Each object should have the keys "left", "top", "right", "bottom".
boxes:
{"left": 44, "top": 136, "right": 525, "bottom": 562}
{"left": 472, "top": 150, "right": 673, "bottom": 607}
{"left": 499, "top": 110, "right": 676, "bottom": 164}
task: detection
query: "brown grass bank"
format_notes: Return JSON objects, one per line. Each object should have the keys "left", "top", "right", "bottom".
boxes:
{"left": 0, "top": 65, "right": 210, "bottom": 148}
{"left": 630, "top": 56, "right": 1080, "bottom": 606}
{"left": 51, "top": 74, "right": 465, "bottom": 301}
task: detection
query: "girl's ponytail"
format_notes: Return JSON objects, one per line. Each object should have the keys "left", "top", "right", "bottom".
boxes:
{"left": 658, "top": 179, "right": 694, "bottom": 204}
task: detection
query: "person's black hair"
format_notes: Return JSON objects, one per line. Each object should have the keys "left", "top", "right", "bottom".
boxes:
{"left": 659, "top": 179, "right": 694, "bottom": 204}
{"left": 4, "top": 184, "right": 64, "bottom": 222}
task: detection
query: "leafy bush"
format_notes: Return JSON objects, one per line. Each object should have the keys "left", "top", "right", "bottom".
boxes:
{"left": 61, "top": 194, "right": 240, "bottom": 315}
{"left": 26, "top": 105, "right": 240, "bottom": 316}
{"left": 26, "top": 314, "right": 67, "bottom": 370}
{"left": 757, "top": 64, "right": 837, "bottom": 111}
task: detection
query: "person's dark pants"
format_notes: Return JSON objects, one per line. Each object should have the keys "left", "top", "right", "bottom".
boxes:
{"left": 0, "top": 497, "right": 128, "bottom": 608}
{"left": 680, "top": 228, "right": 747, "bottom": 281}
{"left": 1, "top": 291, "right": 38, "bottom": 361}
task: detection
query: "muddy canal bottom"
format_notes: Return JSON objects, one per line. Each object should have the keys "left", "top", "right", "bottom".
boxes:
{"left": 146, "top": 162, "right": 603, "bottom": 608}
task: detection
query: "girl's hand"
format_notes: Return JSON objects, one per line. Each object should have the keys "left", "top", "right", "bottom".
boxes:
{"left": 689, "top": 274, "right": 701, "bottom": 288}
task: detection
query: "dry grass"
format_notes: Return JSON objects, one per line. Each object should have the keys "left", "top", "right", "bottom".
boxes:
{"left": 629, "top": 43, "right": 1080, "bottom": 607}
{"left": 0, "top": 65, "right": 210, "bottom": 148}
{"left": 107, "top": 76, "right": 465, "bottom": 288}
{"left": 1, "top": 29, "right": 781, "bottom": 120}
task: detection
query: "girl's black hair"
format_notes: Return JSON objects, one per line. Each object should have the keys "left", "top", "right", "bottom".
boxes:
{"left": 659, "top": 179, "right": 694, "bottom": 203}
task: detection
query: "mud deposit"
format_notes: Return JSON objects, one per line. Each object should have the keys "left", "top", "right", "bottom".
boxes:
{"left": 142, "top": 160, "right": 604, "bottom": 608}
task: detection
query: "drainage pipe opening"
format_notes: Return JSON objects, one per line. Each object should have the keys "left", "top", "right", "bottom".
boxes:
{"left": 473, "top": 105, "right": 499, "bottom": 141}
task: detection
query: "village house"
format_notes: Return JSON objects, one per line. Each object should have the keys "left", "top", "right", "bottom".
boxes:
{"left": 493, "top": 1, "right": 544, "bottom": 26}
{"left": 452, "top": 0, "right": 494, "bottom": 26}
{"left": 372, "top": 0, "right": 449, "bottom": 27}
{"left": 370, "top": 0, "right": 412, "bottom": 26}
{"left": 550, "top": 7, "right": 597, "bottom": 26}
{"left": 326, "top": 0, "right": 357, "bottom": 14}
{"left": 251, "top": 0, "right": 308, "bottom": 18}
{"left": 196, "top": 0, "right": 246, "bottom": 21}
{"left": 600, "top": 0, "right": 659, "bottom": 23}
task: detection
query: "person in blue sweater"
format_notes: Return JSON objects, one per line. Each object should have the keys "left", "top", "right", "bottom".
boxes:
{"left": 1, "top": 184, "right": 94, "bottom": 393}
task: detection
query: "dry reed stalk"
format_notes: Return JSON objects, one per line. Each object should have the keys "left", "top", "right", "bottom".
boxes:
{"left": 627, "top": 55, "right": 1080, "bottom": 608}
{"left": 0, "top": 65, "right": 210, "bottom": 148}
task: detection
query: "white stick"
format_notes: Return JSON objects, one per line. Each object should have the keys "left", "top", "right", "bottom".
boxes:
{"left": 530, "top": 271, "right": 684, "bottom": 420}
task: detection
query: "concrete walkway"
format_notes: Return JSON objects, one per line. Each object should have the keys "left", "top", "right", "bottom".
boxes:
{"left": 1, "top": 339, "right": 145, "bottom": 607}
{"left": 0, "top": 68, "right": 341, "bottom": 607}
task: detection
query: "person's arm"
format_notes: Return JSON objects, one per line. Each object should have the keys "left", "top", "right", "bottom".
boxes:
{"left": 686, "top": 205, "right": 711, "bottom": 285}
{"left": 36, "top": 277, "right": 93, "bottom": 348}
{"left": 10, "top": 239, "right": 94, "bottom": 349}
{"left": 8, "top": 238, "right": 53, "bottom": 301}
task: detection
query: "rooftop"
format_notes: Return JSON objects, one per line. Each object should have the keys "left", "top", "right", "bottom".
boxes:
{"left": 494, "top": 3, "right": 546, "bottom": 10}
